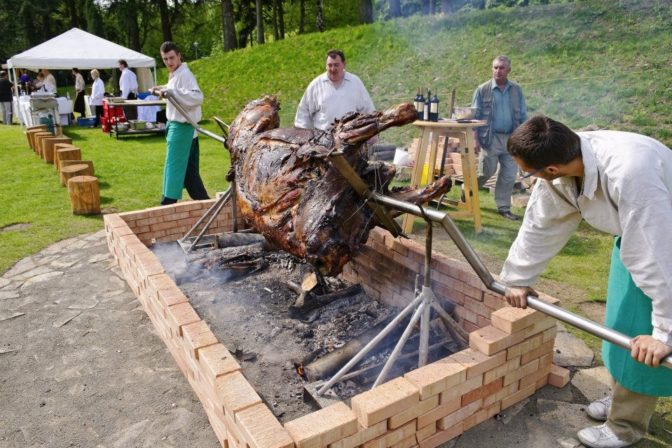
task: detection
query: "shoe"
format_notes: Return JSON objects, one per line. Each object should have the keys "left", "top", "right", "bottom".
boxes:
{"left": 586, "top": 396, "right": 612, "bottom": 421}
{"left": 460, "top": 186, "right": 466, "bottom": 203}
{"left": 577, "top": 423, "right": 633, "bottom": 448}
{"left": 498, "top": 210, "right": 520, "bottom": 221}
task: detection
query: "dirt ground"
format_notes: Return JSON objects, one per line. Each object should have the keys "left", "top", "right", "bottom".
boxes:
{"left": 0, "top": 231, "right": 219, "bottom": 448}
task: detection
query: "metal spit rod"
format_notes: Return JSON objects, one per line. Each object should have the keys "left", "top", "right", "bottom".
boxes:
{"left": 370, "top": 193, "right": 672, "bottom": 370}
{"left": 163, "top": 91, "right": 227, "bottom": 145}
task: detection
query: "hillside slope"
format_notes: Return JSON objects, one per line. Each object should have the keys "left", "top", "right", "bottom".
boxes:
{"left": 185, "top": 0, "right": 671, "bottom": 146}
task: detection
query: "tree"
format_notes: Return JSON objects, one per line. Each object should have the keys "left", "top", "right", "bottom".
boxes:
{"left": 359, "top": 0, "right": 373, "bottom": 24}
{"left": 256, "top": 0, "right": 265, "bottom": 44}
{"left": 316, "top": 0, "right": 324, "bottom": 32}
{"left": 220, "top": 0, "right": 237, "bottom": 51}
{"left": 388, "top": 0, "right": 401, "bottom": 18}
{"left": 299, "top": 0, "right": 306, "bottom": 33}
{"left": 155, "top": 0, "right": 173, "bottom": 43}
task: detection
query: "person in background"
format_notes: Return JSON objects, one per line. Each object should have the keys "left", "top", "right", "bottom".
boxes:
{"left": 118, "top": 59, "right": 138, "bottom": 120}
{"left": 36, "top": 69, "right": 57, "bottom": 94}
{"left": 89, "top": 69, "right": 105, "bottom": 127}
{"left": 150, "top": 41, "right": 209, "bottom": 206}
{"left": 294, "top": 49, "right": 375, "bottom": 132}
{"left": 72, "top": 68, "right": 86, "bottom": 118}
{"left": 501, "top": 116, "right": 672, "bottom": 448}
{"left": 471, "top": 55, "right": 527, "bottom": 221}
{"left": 0, "top": 71, "right": 14, "bottom": 124}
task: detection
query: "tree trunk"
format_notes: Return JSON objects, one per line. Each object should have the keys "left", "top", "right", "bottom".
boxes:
{"left": 299, "top": 0, "right": 305, "bottom": 33}
{"left": 256, "top": 0, "right": 265, "bottom": 44}
{"left": 68, "top": 175, "right": 100, "bottom": 215}
{"left": 278, "top": 0, "right": 285, "bottom": 39}
{"left": 220, "top": 0, "right": 237, "bottom": 51}
{"left": 156, "top": 0, "right": 173, "bottom": 42}
{"left": 388, "top": 0, "right": 401, "bottom": 18}
{"left": 441, "top": 0, "right": 452, "bottom": 13}
{"left": 422, "top": 0, "right": 430, "bottom": 15}
{"left": 272, "top": 0, "right": 279, "bottom": 40}
{"left": 316, "top": 0, "right": 324, "bottom": 32}
{"left": 359, "top": 0, "right": 373, "bottom": 24}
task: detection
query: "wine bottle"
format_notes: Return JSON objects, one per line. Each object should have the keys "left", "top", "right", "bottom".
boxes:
{"left": 430, "top": 91, "right": 439, "bottom": 122}
{"left": 416, "top": 88, "right": 425, "bottom": 120}
{"left": 423, "top": 89, "right": 431, "bottom": 121}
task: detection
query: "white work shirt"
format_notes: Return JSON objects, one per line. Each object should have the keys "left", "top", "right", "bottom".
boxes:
{"left": 74, "top": 73, "right": 85, "bottom": 92}
{"left": 119, "top": 67, "right": 138, "bottom": 99}
{"left": 165, "top": 63, "right": 203, "bottom": 137}
{"left": 90, "top": 78, "right": 104, "bottom": 106}
{"left": 43, "top": 74, "right": 57, "bottom": 94}
{"left": 501, "top": 131, "right": 672, "bottom": 345}
{"left": 294, "top": 72, "right": 375, "bottom": 131}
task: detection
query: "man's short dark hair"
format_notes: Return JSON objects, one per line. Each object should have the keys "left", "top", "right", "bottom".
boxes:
{"left": 118, "top": 59, "right": 128, "bottom": 68}
{"left": 0, "top": 71, "right": 6, "bottom": 77}
{"left": 507, "top": 116, "right": 582, "bottom": 169}
{"left": 72, "top": 68, "right": 79, "bottom": 73}
{"left": 160, "top": 41, "right": 180, "bottom": 55}
{"left": 326, "top": 49, "right": 345, "bottom": 63}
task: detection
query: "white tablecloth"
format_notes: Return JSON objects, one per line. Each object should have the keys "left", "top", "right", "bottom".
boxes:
{"left": 14, "top": 95, "right": 74, "bottom": 126}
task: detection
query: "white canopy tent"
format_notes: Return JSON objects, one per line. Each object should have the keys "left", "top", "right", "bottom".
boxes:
{"left": 7, "top": 28, "right": 157, "bottom": 125}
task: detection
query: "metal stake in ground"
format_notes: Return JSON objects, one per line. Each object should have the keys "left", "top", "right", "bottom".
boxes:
{"left": 317, "top": 208, "right": 455, "bottom": 395}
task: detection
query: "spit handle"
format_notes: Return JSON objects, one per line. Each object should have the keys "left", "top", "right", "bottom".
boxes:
{"left": 163, "top": 91, "right": 227, "bottom": 145}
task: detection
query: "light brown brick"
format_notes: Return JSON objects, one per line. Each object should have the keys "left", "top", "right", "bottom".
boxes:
{"left": 483, "top": 381, "right": 519, "bottom": 408}
{"left": 524, "top": 316, "right": 557, "bottom": 338}
{"left": 521, "top": 340, "right": 554, "bottom": 365}
{"left": 548, "top": 364, "right": 570, "bottom": 388}
{"left": 507, "top": 333, "right": 544, "bottom": 361}
{"left": 166, "top": 302, "right": 200, "bottom": 337}
{"left": 501, "top": 383, "right": 536, "bottom": 410}
{"left": 351, "top": 377, "right": 419, "bottom": 427}
{"left": 490, "top": 307, "right": 542, "bottom": 334}
{"left": 483, "top": 356, "right": 521, "bottom": 384}
{"left": 390, "top": 434, "right": 417, "bottom": 448}
{"left": 182, "top": 320, "right": 218, "bottom": 360}
{"left": 285, "top": 402, "right": 358, "bottom": 448}
{"left": 447, "top": 348, "right": 507, "bottom": 380}
{"left": 235, "top": 403, "right": 293, "bottom": 448}
{"left": 437, "top": 399, "right": 482, "bottom": 431}
{"left": 404, "top": 358, "right": 466, "bottom": 400}
{"left": 199, "top": 343, "right": 241, "bottom": 386}
{"left": 439, "top": 374, "right": 483, "bottom": 403}
{"left": 415, "top": 422, "right": 436, "bottom": 442}
{"left": 328, "top": 420, "right": 387, "bottom": 448}
{"left": 215, "top": 371, "right": 262, "bottom": 415}
{"left": 519, "top": 362, "right": 552, "bottom": 389}
{"left": 469, "top": 325, "right": 527, "bottom": 356}
{"left": 417, "top": 396, "right": 461, "bottom": 429}
{"left": 503, "top": 358, "right": 540, "bottom": 386}
{"left": 461, "top": 378, "right": 503, "bottom": 406}
{"left": 362, "top": 421, "right": 416, "bottom": 448}
{"left": 389, "top": 395, "right": 439, "bottom": 429}
{"left": 418, "top": 421, "right": 463, "bottom": 448}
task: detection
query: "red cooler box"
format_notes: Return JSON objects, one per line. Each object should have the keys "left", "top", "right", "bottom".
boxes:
{"left": 102, "top": 99, "right": 126, "bottom": 133}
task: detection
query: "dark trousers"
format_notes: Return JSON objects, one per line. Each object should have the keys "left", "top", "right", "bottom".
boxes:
{"left": 161, "top": 137, "right": 210, "bottom": 205}
{"left": 92, "top": 105, "right": 104, "bottom": 127}
{"left": 123, "top": 92, "right": 137, "bottom": 120}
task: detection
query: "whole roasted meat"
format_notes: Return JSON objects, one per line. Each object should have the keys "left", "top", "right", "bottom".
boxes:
{"left": 226, "top": 96, "right": 452, "bottom": 276}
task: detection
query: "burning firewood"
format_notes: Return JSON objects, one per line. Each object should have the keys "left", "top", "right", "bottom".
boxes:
{"left": 226, "top": 96, "right": 452, "bottom": 276}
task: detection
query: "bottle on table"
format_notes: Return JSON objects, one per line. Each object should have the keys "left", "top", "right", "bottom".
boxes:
{"left": 416, "top": 88, "right": 425, "bottom": 120}
{"left": 430, "top": 92, "right": 439, "bottom": 122}
{"left": 423, "top": 89, "right": 431, "bottom": 121}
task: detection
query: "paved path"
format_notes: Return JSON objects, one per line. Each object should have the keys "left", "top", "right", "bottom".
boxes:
{"left": 0, "top": 231, "right": 612, "bottom": 448}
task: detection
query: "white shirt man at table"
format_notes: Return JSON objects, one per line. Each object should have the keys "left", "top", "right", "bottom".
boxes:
{"left": 294, "top": 49, "right": 375, "bottom": 133}
{"left": 118, "top": 59, "right": 138, "bottom": 120}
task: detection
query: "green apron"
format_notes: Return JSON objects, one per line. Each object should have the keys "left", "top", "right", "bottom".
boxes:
{"left": 163, "top": 121, "right": 194, "bottom": 200}
{"left": 603, "top": 237, "right": 672, "bottom": 396}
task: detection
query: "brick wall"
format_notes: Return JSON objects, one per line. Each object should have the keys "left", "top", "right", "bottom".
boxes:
{"left": 104, "top": 201, "right": 568, "bottom": 448}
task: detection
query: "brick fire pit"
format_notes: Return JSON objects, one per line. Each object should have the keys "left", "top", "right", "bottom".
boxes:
{"left": 104, "top": 199, "right": 568, "bottom": 448}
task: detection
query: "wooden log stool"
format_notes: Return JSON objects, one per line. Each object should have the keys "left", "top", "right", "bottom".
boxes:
{"left": 67, "top": 175, "right": 100, "bottom": 215}
{"left": 25, "top": 125, "right": 47, "bottom": 149}
{"left": 32, "top": 131, "right": 53, "bottom": 156}
{"left": 55, "top": 147, "right": 81, "bottom": 173}
{"left": 60, "top": 159, "right": 94, "bottom": 175}
{"left": 42, "top": 137, "right": 73, "bottom": 164}
{"left": 60, "top": 163, "right": 92, "bottom": 187}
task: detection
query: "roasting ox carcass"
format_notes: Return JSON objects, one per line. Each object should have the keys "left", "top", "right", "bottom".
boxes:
{"left": 226, "top": 96, "right": 452, "bottom": 276}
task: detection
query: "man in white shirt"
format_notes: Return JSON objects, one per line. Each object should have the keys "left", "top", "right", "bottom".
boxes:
{"left": 501, "top": 116, "right": 672, "bottom": 448}
{"left": 294, "top": 49, "right": 375, "bottom": 131}
{"left": 151, "top": 41, "right": 209, "bottom": 205}
{"left": 72, "top": 68, "right": 86, "bottom": 118}
{"left": 39, "top": 69, "right": 57, "bottom": 94}
{"left": 89, "top": 69, "right": 105, "bottom": 127}
{"left": 118, "top": 59, "right": 138, "bottom": 119}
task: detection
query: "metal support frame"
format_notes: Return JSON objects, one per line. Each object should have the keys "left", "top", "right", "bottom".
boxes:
{"left": 318, "top": 211, "right": 455, "bottom": 395}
